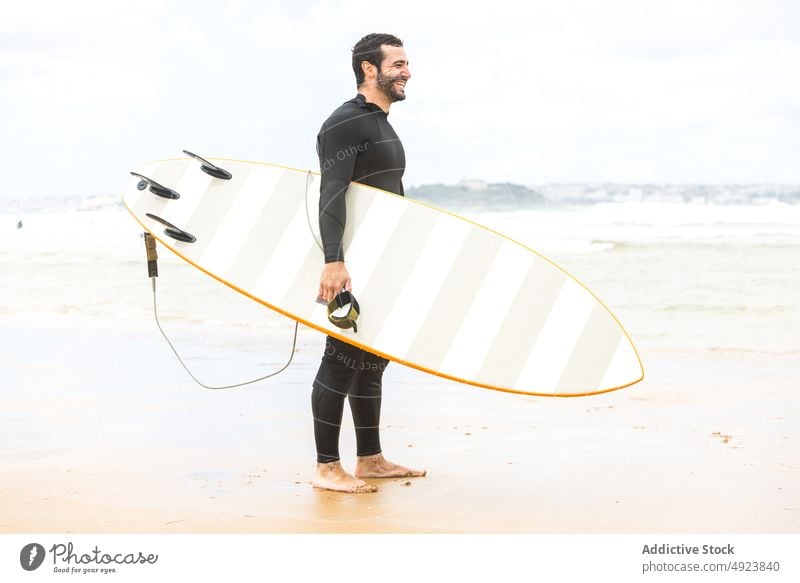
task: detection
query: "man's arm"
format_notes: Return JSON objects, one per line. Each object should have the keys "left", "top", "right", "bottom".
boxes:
{"left": 317, "top": 114, "right": 364, "bottom": 263}
{"left": 316, "top": 112, "right": 364, "bottom": 302}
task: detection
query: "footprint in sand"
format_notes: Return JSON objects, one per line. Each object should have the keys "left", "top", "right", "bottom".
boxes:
{"left": 712, "top": 431, "right": 733, "bottom": 444}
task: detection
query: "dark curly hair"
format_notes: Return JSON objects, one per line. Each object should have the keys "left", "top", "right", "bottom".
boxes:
{"left": 352, "top": 33, "right": 403, "bottom": 86}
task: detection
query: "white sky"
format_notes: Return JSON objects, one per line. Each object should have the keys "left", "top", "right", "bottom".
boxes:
{"left": 1, "top": 0, "right": 798, "bottom": 198}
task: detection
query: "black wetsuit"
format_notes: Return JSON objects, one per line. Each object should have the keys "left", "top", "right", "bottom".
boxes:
{"left": 311, "top": 93, "right": 405, "bottom": 463}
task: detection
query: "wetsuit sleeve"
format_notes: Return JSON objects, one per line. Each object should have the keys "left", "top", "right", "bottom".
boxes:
{"left": 317, "top": 114, "right": 365, "bottom": 263}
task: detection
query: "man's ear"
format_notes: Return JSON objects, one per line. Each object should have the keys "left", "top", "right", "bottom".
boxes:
{"left": 361, "top": 60, "right": 374, "bottom": 80}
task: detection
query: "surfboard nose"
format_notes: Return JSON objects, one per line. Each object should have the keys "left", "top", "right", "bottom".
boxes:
{"left": 596, "top": 333, "right": 645, "bottom": 394}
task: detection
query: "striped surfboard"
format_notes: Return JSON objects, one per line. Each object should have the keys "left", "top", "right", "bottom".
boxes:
{"left": 123, "top": 156, "right": 644, "bottom": 397}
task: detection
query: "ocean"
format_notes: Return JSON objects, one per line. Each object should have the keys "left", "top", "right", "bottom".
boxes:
{"left": 1, "top": 194, "right": 799, "bottom": 361}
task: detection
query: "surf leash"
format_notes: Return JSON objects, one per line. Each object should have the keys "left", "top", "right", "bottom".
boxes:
{"left": 325, "top": 290, "right": 360, "bottom": 333}
{"left": 142, "top": 219, "right": 298, "bottom": 390}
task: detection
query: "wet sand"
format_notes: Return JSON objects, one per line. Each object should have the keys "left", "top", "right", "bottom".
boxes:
{"left": 1, "top": 314, "right": 799, "bottom": 533}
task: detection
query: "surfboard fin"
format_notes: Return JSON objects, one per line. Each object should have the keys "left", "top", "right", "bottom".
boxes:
{"left": 130, "top": 172, "right": 180, "bottom": 199}
{"left": 183, "top": 150, "right": 233, "bottom": 180}
{"left": 145, "top": 212, "right": 197, "bottom": 244}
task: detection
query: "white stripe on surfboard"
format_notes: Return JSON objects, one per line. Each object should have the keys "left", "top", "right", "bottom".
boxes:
{"left": 598, "top": 336, "right": 641, "bottom": 390}
{"left": 374, "top": 215, "right": 471, "bottom": 355}
{"left": 253, "top": 203, "right": 317, "bottom": 303}
{"left": 311, "top": 300, "right": 332, "bottom": 332}
{"left": 163, "top": 163, "right": 213, "bottom": 228}
{"left": 438, "top": 241, "right": 533, "bottom": 380}
{"left": 513, "top": 280, "right": 595, "bottom": 393}
{"left": 342, "top": 194, "right": 405, "bottom": 333}
{"left": 200, "top": 166, "right": 282, "bottom": 274}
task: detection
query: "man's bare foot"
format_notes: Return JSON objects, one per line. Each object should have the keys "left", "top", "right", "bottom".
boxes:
{"left": 312, "top": 460, "right": 378, "bottom": 493}
{"left": 355, "top": 452, "right": 427, "bottom": 479}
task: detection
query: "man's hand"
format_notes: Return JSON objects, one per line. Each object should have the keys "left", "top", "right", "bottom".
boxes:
{"left": 318, "top": 261, "right": 352, "bottom": 304}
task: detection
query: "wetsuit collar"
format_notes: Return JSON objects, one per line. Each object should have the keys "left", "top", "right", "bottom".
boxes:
{"left": 353, "top": 93, "right": 386, "bottom": 114}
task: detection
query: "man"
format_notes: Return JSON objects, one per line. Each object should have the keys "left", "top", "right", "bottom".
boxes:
{"left": 312, "top": 33, "right": 426, "bottom": 493}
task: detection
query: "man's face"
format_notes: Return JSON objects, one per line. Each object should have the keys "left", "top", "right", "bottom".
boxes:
{"left": 375, "top": 44, "right": 411, "bottom": 102}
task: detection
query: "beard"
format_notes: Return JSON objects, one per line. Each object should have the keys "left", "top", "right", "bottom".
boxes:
{"left": 376, "top": 70, "right": 406, "bottom": 102}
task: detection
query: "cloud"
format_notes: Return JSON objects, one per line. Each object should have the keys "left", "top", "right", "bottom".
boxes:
{"left": 1, "top": 0, "right": 800, "bottom": 198}
{"left": 175, "top": 16, "right": 207, "bottom": 46}
{"left": 3, "top": 56, "right": 161, "bottom": 105}
{"left": 0, "top": 0, "right": 166, "bottom": 36}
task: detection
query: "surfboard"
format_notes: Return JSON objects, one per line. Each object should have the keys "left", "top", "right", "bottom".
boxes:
{"left": 123, "top": 154, "right": 644, "bottom": 397}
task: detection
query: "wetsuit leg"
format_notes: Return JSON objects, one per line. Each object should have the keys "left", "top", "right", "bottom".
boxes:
{"left": 349, "top": 350, "right": 389, "bottom": 457}
{"left": 310, "top": 335, "right": 365, "bottom": 463}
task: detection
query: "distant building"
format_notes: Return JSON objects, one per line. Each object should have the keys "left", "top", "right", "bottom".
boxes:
{"left": 460, "top": 179, "right": 487, "bottom": 192}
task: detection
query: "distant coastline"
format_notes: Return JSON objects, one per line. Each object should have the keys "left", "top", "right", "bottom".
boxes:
{"left": 1, "top": 181, "right": 799, "bottom": 214}
{"left": 408, "top": 180, "right": 800, "bottom": 210}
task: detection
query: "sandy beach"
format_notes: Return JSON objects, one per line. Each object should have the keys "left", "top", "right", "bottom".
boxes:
{"left": 2, "top": 310, "right": 798, "bottom": 534}
{"left": 1, "top": 201, "right": 798, "bottom": 534}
